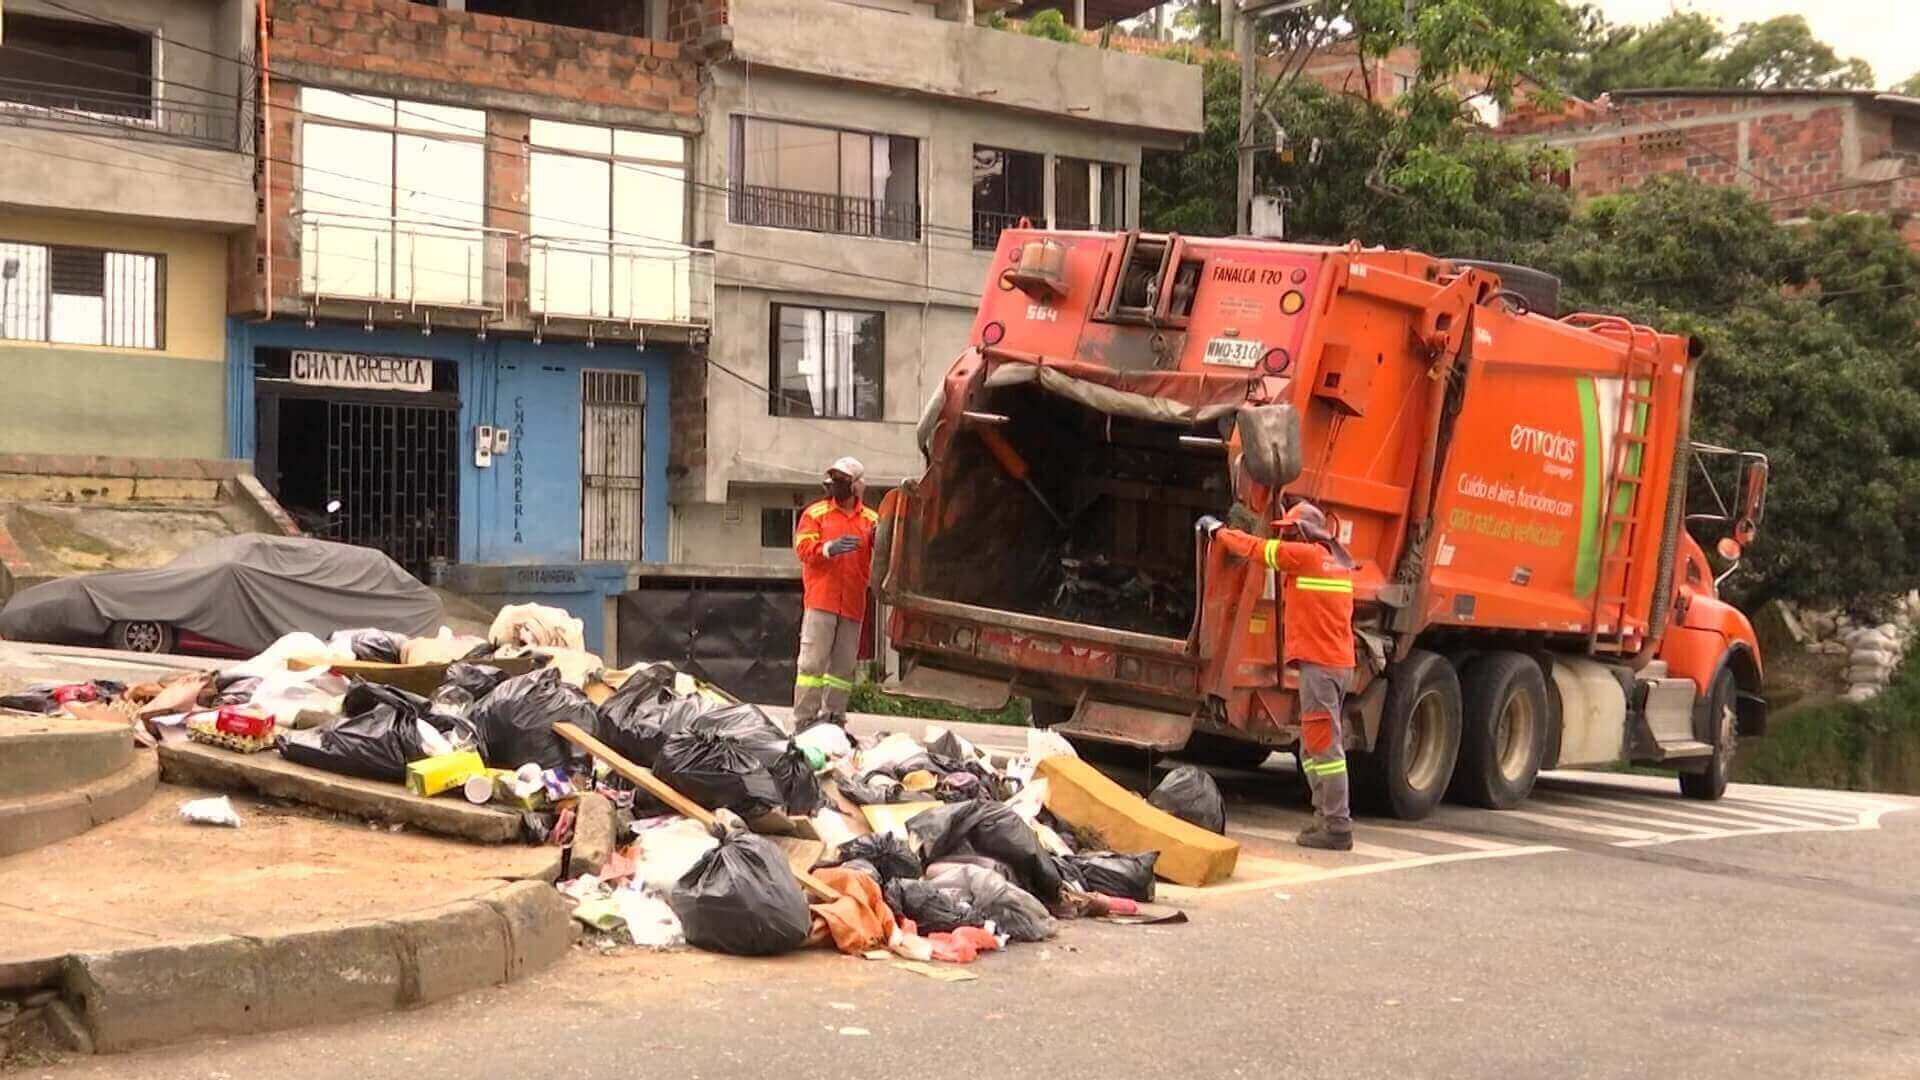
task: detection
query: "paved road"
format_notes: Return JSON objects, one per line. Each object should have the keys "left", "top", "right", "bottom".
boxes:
{"left": 32, "top": 761, "right": 1919, "bottom": 1080}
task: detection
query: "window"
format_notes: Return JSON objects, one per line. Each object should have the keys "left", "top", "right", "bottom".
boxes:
{"left": 0, "top": 14, "right": 153, "bottom": 120}
{"left": 527, "top": 118, "right": 691, "bottom": 322}
{"left": 461, "top": 0, "right": 653, "bottom": 35}
{"left": 298, "top": 89, "right": 487, "bottom": 306}
{"left": 761, "top": 507, "right": 799, "bottom": 549}
{"left": 1056, "top": 158, "right": 1127, "bottom": 231}
{"left": 770, "top": 303, "right": 884, "bottom": 421}
{"left": 972, "top": 146, "right": 1045, "bottom": 249}
{"left": 0, "top": 240, "right": 163, "bottom": 349}
{"left": 729, "top": 117, "right": 920, "bottom": 241}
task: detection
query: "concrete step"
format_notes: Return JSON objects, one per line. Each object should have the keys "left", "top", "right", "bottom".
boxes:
{"left": 0, "top": 713, "right": 134, "bottom": 802}
{"left": 0, "top": 753, "right": 159, "bottom": 859}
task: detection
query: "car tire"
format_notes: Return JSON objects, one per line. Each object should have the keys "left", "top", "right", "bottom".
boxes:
{"left": 110, "top": 620, "right": 175, "bottom": 655}
{"left": 1352, "top": 649, "right": 1463, "bottom": 821}
{"left": 1449, "top": 652, "right": 1549, "bottom": 809}
{"left": 1680, "top": 666, "right": 1737, "bottom": 801}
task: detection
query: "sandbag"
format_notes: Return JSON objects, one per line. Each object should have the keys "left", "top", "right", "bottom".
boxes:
{"left": 1148, "top": 764, "right": 1227, "bottom": 834}
{"left": 467, "top": 667, "right": 596, "bottom": 771}
{"left": 654, "top": 729, "right": 785, "bottom": 819}
{"left": 884, "top": 878, "right": 981, "bottom": 934}
{"left": 1060, "top": 850, "right": 1158, "bottom": 901}
{"left": 668, "top": 833, "right": 812, "bottom": 956}
{"left": 823, "top": 833, "right": 923, "bottom": 885}
{"left": 925, "top": 861, "right": 1057, "bottom": 943}
{"left": 907, "top": 800, "right": 1064, "bottom": 903}
{"left": 277, "top": 705, "right": 428, "bottom": 782}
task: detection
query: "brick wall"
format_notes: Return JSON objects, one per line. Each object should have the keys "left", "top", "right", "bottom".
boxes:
{"left": 668, "top": 345, "right": 709, "bottom": 493}
{"left": 666, "top": 0, "right": 728, "bottom": 46}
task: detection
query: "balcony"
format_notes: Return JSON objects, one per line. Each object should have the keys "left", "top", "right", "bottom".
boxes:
{"left": 298, "top": 212, "right": 511, "bottom": 314}
{"left": 972, "top": 210, "right": 1034, "bottom": 251}
{"left": 729, "top": 184, "right": 922, "bottom": 243}
{"left": 527, "top": 236, "right": 714, "bottom": 329}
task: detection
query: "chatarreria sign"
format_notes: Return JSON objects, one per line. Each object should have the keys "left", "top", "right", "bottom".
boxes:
{"left": 289, "top": 350, "right": 432, "bottom": 393}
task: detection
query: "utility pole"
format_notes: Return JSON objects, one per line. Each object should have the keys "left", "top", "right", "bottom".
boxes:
{"left": 1233, "top": 0, "right": 1316, "bottom": 235}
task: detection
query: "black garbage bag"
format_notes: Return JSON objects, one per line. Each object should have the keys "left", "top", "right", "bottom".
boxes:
{"left": 1148, "top": 764, "right": 1227, "bottom": 834}
{"left": 466, "top": 668, "right": 596, "bottom": 771}
{"left": 764, "top": 744, "right": 825, "bottom": 816}
{"left": 1060, "top": 850, "right": 1158, "bottom": 901}
{"left": 823, "top": 833, "right": 923, "bottom": 885}
{"left": 884, "top": 878, "right": 981, "bottom": 934}
{"left": 278, "top": 704, "right": 429, "bottom": 782}
{"left": 598, "top": 693, "right": 777, "bottom": 768}
{"left": 926, "top": 861, "right": 1057, "bottom": 942}
{"left": 440, "top": 662, "right": 507, "bottom": 702}
{"left": 654, "top": 728, "right": 784, "bottom": 819}
{"left": 0, "top": 691, "right": 58, "bottom": 713}
{"left": 343, "top": 680, "right": 430, "bottom": 721}
{"left": 669, "top": 832, "right": 812, "bottom": 956}
{"left": 831, "top": 773, "right": 894, "bottom": 807}
{"left": 907, "top": 800, "right": 1064, "bottom": 903}
{"left": 341, "top": 629, "right": 407, "bottom": 663}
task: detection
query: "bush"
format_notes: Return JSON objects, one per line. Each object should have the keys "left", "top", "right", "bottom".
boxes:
{"left": 1736, "top": 662, "right": 1920, "bottom": 793}
{"left": 847, "top": 675, "right": 1031, "bottom": 728}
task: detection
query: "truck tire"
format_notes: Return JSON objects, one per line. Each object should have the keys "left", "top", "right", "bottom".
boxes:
{"left": 1679, "top": 666, "right": 1737, "bottom": 801}
{"left": 1449, "top": 652, "right": 1549, "bottom": 809}
{"left": 1177, "top": 731, "right": 1274, "bottom": 771}
{"left": 1352, "top": 650, "right": 1463, "bottom": 821}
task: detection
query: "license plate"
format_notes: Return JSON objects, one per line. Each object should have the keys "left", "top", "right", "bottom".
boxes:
{"left": 1203, "top": 337, "right": 1263, "bottom": 369}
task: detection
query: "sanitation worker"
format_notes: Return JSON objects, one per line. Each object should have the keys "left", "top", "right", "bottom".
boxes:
{"left": 1198, "top": 500, "right": 1358, "bottom": 851}
{"left": 792, "top": 456, "right": 879, "bottom": 729}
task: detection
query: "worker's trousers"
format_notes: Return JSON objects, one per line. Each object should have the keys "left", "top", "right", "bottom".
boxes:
{"left": 1298, "top": 663, "right": 1353, "bottom": 833}
{"left": 794, "top": 608, "right": 862, "bottom": 727}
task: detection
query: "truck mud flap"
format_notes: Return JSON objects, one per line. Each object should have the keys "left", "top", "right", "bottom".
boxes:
{"left": 1052, "top": 700, "right": 1195, "bottom": 752}
{"left": 881, "top": 665, "right": 1013, "bottom": 711}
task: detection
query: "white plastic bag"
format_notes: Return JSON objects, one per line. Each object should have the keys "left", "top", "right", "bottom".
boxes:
{"left": 179, "top": 795, "right": 242, "bottom": 828}
{"left": 631, "top": 817, "right": 720, "bottom": 892}
{"left": 794, "top": 722, "right": 854, "bottom": 760}
{"left": 613, "top": 888, "right": 685, "bottom": 949}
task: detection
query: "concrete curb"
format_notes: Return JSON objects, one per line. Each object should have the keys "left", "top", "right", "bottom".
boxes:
{"left": 0, "top": 755, "right": 159, "bottom": 859}
{"left": 60, "top": 879, "right": 575, "bottom": 1055}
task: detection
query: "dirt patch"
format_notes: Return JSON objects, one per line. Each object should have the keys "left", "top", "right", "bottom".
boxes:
{"left": 3, "top": 504, "right": 237, "bottom": 578}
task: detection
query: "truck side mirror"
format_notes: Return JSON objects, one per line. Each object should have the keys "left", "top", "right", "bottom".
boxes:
{"left": 1734, "top": 455, "right": 1768, "bottom": 546}
{"left": 1236, "top": 404, "right": 1303, "bottom": 488}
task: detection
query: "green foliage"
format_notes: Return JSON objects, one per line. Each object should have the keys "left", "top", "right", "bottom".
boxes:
{"left": 1896, "top": 72, "right": 1920, "bottom": 97}
{"left": 1548, "top": 9, "right": 1874, "bottom": 98}
{"left": 1712, "top": 16, "right": 1873, "bottom": 90}
{"left": 1737, "top": 664, "right": 1920, "bottom": 793}
{"left": 848, "top": 676, "right": 1032, "bottom": 728}
{"left": 1021, "top": 9, "right": 1080, "bottom": 44}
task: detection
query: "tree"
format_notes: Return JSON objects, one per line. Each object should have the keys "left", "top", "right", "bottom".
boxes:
{"left": 1713, "top": 16, "right": 1874, "bottom": 90}
{"left": 1547, "top": 9, "right": 1874, "bottom": 98}
{"left": 1021, "top": 9, "right": 1079, "bottom": 44}
{"left": 1890, "top": 71, "right": 1920, "bottom": 97}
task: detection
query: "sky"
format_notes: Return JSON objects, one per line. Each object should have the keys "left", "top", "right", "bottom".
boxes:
{"left": 1594, "top": 1, "right": 1920, "bottom": 90}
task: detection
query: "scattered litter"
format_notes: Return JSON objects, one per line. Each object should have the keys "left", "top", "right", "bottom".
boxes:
{"left": 178, "top": 796, "right": 242, "bottom": 828}
{"left": 895, "top": 961, "right": 979, "bottom": 982}
{"left": 829, "top": 1002, "right": 856, "bottom": 1011}
{"left": 838, "top": 1027, "right": 871, "bottom": 1037}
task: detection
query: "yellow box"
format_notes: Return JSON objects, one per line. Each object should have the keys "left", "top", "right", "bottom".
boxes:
{"left": 406, "top": 751, "right": 487, "bottom": 798}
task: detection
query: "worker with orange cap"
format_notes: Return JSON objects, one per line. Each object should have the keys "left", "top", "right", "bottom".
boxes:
{"left": 1198, "top": 500, "right": 1357, "bottom": 850}
{"left": 792, "top": 457, "right": 880, "bottom": 729}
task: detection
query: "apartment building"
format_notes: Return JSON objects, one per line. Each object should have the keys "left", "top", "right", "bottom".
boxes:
{"left": 0, "top": 0, "right": 257, "bottom": 458}
{"left": 666, "top": 0, "right": 1203, "bottom": 569}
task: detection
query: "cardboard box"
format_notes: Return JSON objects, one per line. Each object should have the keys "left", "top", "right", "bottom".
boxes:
{"left": 406, "top": 751, "right": 487, "bottom": 798}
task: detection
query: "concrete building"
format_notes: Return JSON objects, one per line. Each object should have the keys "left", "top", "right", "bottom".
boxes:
{"left": 1501, "top": 89, "right": 1920, "bottom": 248}
{"left": 0, "top": 0, "right": 257, "bottom": 458}
{"left": 219, "top": 0, "right": 710, "bottom": 648}
{"left": 667, "top": 0, "right": 1203, "bottom": 569}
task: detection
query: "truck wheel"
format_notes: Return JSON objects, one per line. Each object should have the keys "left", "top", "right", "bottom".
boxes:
{"left": 1178, "top": 731, "right": 1274, "bottom": 771}
{"left": 1352, "top": 650, "right": 1462, "bottom": 821}
{"left": 1679, "top": 667, "right": 1737, "bottom": 801}
{"left": 1449, "top": 652, "right": 1548, "bottom": 809}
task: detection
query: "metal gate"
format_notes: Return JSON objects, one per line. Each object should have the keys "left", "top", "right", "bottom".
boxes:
{"left": 325, "top": 400, "right": 459, "bottom": 575}
{"left": 582, "top": 369, "right": 646, "bottom": 561}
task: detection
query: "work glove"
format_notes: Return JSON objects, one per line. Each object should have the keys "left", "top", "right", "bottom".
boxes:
{"left": 1195, "top": 515, "right": 1224, "bottom": 539}
{"left": 824, "top": 535, "right": 861, "bottom": 557}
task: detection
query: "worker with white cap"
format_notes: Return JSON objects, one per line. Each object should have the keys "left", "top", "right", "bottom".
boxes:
{"left": 791, "top": 456, "right": 880, "bottom": 728}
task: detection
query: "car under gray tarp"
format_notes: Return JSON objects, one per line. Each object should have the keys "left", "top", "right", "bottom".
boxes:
{"left": 0, "top": 535, "right": 444, "bottom": 653}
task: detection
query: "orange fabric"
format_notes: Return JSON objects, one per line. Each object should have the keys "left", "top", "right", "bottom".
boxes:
{"left": 1300, "top": 713, "right": 1336, "bottom": 755}
{"left": 1214, "top": 528, "right": 1356, "bottom": 668}
{"left": 794, "top": 497, "right": 879, "bottom": 621}
{"left": 807, "top": 867, "right": 898, "bottom": 955}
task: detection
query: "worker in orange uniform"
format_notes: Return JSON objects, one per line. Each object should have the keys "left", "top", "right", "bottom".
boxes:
{"left": 792, "top": 457, "right": 880, "bottom": 730}
{"left": 1198, "top": 501, "right": 1357, "bottom": 850}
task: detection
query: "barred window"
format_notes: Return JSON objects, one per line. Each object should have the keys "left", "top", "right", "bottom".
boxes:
{"left": 0, "top": 240, "right": 163, "bottom": 349}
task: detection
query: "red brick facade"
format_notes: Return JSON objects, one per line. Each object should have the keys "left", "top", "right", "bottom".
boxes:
{"left": 1505, "top": 92, "right": 1920, "bottom": 247}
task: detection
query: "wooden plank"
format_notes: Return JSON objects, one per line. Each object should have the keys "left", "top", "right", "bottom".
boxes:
{"left": 1038, "top": 756, "right": 1239, "bottom": 887}
{"left": 553, "top": 722, "right": 843, "bottom": 903}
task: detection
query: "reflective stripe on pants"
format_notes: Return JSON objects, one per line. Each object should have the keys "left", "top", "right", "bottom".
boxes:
{"left": 1298, "top": 662, "right": 1354, "bottom": 832}
{"left": 794, "top": 608, "right": 862, "bottom": 725}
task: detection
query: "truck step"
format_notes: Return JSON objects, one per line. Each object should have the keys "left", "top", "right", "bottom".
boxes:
{"left": 1652, "top": 739, "right": 1715, "bottom": 760}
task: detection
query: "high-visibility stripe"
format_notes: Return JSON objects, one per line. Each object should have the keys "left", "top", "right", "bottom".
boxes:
{"left": 860, "top": 507, "right": 879, "bottom": 523}
{"left": 1294, "top": 576, "right": 1354, "bottom": 593}
{"left": 1262, "top": 539, "right": 1281, "bottom": 570}
{"left": 794, "top": 532, "right": 821, "bottom": 543}
{"left": 821, "top": 675, "right": 854, "bottom": 692}
{"left": 1304, "top": 758, "right": 1348, "bottom": 776}
{"left": 795, "top": 674, "right": 828, "bottom": 688}
{"left": 807, "top": 502, "right": 831, "bottom": 519}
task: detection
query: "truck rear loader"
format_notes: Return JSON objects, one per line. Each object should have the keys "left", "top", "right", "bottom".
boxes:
{"left": 876, "top": 228, "right": 1771, "bottom": 819}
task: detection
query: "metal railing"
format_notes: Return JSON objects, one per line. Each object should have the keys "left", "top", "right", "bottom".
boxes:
{"left": 729, "top": 184, "right": 922, "bottom": 242}
{"left": 527, "top": 236, "right": 714, "bottom": 327}
{"left": 298, "top": 211, "right": 511, "bottom": 310}
{"left": 0, "top": 76, "right": 243, "bottom": 149}
{"left": 972, "top": 209, "right": 1033, "bottom": 250}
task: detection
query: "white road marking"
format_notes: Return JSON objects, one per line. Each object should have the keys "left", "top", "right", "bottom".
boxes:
{"left": 1544, "top": 792, "right": 1814, "bottom": 831}
{"left": 1717, "top": 798, "right": 1861, "bottom": 824}
{"left": 1229, "top": 823, "right": 1428, "bottom": 861}
{"left": 1366, "top": 824, "right": 1517, "bottom": 851}
{"left": 1658, "top": 800, "right": 1858, "bottom": 829}
{"left": 1165, "top": 844, "right": 1565, "bottom": 898}
{"left": 1525, "top": 796, "right": 1729, "bottom": 835}
{"left": 1495, "top": 808, "right": 1665, "bottom": 841}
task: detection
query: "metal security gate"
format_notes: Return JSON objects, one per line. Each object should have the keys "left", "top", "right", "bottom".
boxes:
{"left": 582, "top": 369, "right": 646, "bottom": 561}
{"left": 325, "top": 400, "right": 459, "bottom": 574}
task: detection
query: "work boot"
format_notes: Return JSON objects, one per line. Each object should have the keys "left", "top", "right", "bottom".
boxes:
{"left": 1295, "top": 825, "right": 1353, "bottom": 852}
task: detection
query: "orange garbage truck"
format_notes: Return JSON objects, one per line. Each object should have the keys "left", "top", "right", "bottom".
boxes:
{"left": 875, "top": 229, "right": 1771, "bottom": 820}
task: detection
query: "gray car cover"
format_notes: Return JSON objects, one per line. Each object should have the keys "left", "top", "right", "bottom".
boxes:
{"left": 0, "top": 535, "right": 444, "bottom": 653}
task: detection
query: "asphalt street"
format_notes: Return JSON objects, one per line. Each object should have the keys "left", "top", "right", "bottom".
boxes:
{"left": 28, "top": 765, "right": 1920, "bottom": 1080}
